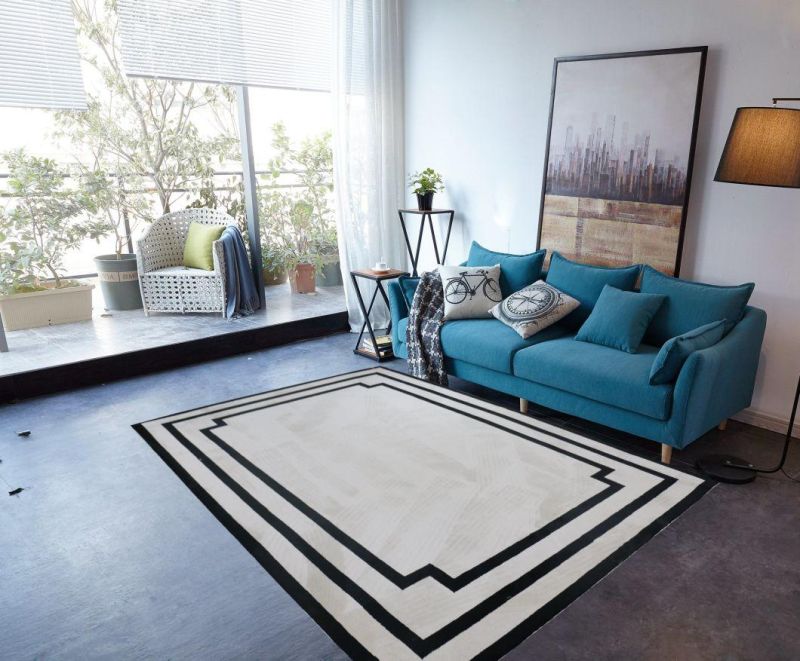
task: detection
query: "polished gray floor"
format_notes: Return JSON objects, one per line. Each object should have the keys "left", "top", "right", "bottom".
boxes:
{"left": 1, "top": 333, "right": 799, "bottom": 660}
{"left": 0, "top": 281, "right": 344, "bottom": 376}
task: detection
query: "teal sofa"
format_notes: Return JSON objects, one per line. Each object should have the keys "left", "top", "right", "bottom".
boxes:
{"left": 388, "top": 263, "right": 766, "bottom": 464}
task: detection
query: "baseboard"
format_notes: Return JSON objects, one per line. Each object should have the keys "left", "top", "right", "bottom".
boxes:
{"left": 732, "top": 408, "right": 800, "bottom": 439}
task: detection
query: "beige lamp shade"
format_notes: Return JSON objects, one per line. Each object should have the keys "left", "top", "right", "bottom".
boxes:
{"left": 715, "top": 107, "right": 800, "bottom": 188}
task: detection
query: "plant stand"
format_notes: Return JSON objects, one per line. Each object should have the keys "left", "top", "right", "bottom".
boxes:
{"left": 350, "top": 268, "right": 409, "bottom": 362}
{"left": 398, "top": 208, "right": 455, "bottom": 277}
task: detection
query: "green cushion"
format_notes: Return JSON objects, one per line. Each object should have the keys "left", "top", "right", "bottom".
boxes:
{"left": 649, "top": 320, "right": 726, "bottom": 385}
{"left": 440, "top": 318, "right": 569, "bottom": 374}
{"left": 513, "top": 337, "right": 673, "bottom": 420}
{"left": 466, "top": 241, "right": 546, "bottom": 298}
{"left": 183, "top": 222, "right": 225, "bottom": 271}
{"left": 545, "top": 252, "right": 641, "bottom": 329}
{"left": 640, "top": 265, "right": 754, "bottom": 345}
{"left": 575, "top": 285, "right": 665, "bottom": 353}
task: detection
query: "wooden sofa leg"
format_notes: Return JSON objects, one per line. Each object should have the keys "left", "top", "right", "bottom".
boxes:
{"left": 661, "top": 444, "right": 673, "bottom": 465}
{"left": 520, "top": 398, "right": 528, "bottom": 414}
{"left": 718, "top": 419, "right": 728, "bottom": 431}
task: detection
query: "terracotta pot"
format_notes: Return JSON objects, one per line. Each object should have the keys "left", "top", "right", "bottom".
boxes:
{"left": 289, "top": 263, "right": 316, "bottom": 294}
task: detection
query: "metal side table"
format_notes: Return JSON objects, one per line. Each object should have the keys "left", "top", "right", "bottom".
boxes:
{"left": 398, "top": 208, "right": 455, "bottom": 276}
{"left": 350, "top": 268, "right": 409, "bottom": 362}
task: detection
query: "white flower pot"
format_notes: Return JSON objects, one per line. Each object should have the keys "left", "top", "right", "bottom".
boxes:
{"left": 0, "top": 283, "right": 94, "bottom": 331}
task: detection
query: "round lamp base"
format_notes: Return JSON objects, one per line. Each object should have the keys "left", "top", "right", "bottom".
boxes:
{"left": 696, "top": 454, "right": 757, "bottom": 484}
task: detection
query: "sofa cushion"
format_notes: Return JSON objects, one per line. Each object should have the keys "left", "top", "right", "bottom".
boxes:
{"left": 467, "top": 241, "right": 546, "bottom": 297}
{"left": 649, "top": 319, "right": 726, "bottom": 385}
{"left": 513, "top": 337, "right": 673, "bottom": 420}
{"left": 490, "top": 280, "right": 579, "bottom": 338}
{"left": 441, "top": 318, "right": 570, "bottom": 374}
{"left": 640, "top": 265, "right": 754, "bottom": 345}
{"left": 575, "top": 285, "right": 665, "bottom": 353}
{"left": 441, "top": 264, "right": 503, "bottom": 320}
{"left": 183, "top": 222, "right": 224, "bottom": 270}
{"left": 545, "top": 252, "right": 641, "bottom": 329}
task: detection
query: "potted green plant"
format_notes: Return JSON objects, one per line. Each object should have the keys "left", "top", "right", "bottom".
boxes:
{"left": 261, "top": 238, "right": 288, "bottom": 286}
{"left": 314, "top": 224, "right": 342, "bottom": 287}
{"left": 409, "top": 167, "right": 444, "bottom": 210}
{"left": 80, "top": 166, "right": 149, "bottom": 310}
{"left": 0, "top": 150, "right": 105, "bottom": 331}
{"left": 259, "top": 122, "right": 337, "bottom": 295}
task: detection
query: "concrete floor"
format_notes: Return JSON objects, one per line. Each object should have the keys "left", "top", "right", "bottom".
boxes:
{"left": 0, "top": 280, "right": 345, "bottom": 376}
{"left": 1, "top": 332, "right": 799, "bottom": 660}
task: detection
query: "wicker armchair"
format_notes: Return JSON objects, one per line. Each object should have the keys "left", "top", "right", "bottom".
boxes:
{"left": 136, "top": 208, "right": 232, "bottom": 316}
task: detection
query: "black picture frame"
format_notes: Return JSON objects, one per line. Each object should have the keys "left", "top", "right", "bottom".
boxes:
{"left": 536, "top": 46, "right": 708, "bottom": 277}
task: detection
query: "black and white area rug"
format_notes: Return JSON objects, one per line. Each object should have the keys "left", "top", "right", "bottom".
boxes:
{"left": 134, "top": 367, "right": 711, "bottom": 659}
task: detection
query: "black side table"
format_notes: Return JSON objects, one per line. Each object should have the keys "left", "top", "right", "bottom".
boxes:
{"left": 350, "top": 268, "right": 409, "bottom": 362}
{"left": 398, "top": 208, "right": 455, "bottom": 277}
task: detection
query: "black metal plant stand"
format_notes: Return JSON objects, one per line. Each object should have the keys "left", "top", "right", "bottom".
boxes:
{"left": 697, "top": 374, "right": 800, "bottom": 484}
{"left": 350, "top": 268, "right": 409, "bottom": 363}
{"left": 398, "top": 208, "right": 455, "bottom": 277}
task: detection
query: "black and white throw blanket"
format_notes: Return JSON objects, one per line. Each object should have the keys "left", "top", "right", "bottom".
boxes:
{"left": 406, "top": 270, "right": 448, "bottom": 386}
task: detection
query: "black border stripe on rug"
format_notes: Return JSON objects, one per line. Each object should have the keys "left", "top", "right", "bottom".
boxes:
{"left": 133, "top": 367, "right": 713, "bottom": 659}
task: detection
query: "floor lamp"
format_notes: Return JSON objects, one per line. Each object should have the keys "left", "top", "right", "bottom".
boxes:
{"left": 696, "top": 98, "right": 800, "bottom": 484}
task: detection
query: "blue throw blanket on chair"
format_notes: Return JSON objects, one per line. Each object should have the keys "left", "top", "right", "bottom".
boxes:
{"left": 220, "top": 226, "right": 261, "bottom": 318}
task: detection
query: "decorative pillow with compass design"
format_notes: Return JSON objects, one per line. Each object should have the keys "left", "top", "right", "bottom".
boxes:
{"left": 490, "top": 280, "right": 580, "bottom": 338}
{"left": 439, "top": 264, "right": 503, "bottom": 320}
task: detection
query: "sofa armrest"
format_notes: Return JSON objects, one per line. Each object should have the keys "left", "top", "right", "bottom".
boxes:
{"left": 388, "top": 280, "right": 412, "bottom": 348}
{"left": 668, "top": 306, "right": 767, "bottom": 448}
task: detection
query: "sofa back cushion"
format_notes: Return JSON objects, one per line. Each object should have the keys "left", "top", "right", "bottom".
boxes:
{"left": 545, "top": 252, "right": 641, "bottom": 328}
{"left": 640, "top": 265, "right": 754, "bottom": 345}
{"left": 466, "top": 241, "right": 546, "bottom": 298}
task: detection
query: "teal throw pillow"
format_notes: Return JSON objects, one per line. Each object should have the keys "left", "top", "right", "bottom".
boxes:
{"left": 575, "top": 285, "right": 665, "bottom": 353}
{"left": 545, "top": 252, "right": 641, "bottom": 328}
{"left": 639, "top": 265, "right": 754, "bottom": 345}
{"left": 649, "top": 320, "right": 726, "bottom": 385}
{"left": 466, "top": 241, "right": 546, "bottom": 298}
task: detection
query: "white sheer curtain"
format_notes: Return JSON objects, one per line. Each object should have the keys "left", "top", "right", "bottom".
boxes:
{"left": 332, "top": 0, "right": 407, "bottom": 331}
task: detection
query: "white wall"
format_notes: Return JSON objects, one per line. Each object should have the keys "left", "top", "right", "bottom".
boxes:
{"left": 403, "top": 0, "right": 800, "bottom": 429}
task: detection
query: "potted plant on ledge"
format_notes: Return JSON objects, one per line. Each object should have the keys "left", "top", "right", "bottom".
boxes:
{"left": 409, "top": 167, "right": 444, "bottom": 210}
{"left": 81, "top": 167, "right": 148, "bottom": 310}
{"left": 0, "top": 150, "right": 105, "bottom": 331}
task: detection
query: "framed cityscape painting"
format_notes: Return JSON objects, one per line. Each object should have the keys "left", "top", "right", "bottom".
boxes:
{"left": 537, "top": 46, "right": 707, "bottom": 275}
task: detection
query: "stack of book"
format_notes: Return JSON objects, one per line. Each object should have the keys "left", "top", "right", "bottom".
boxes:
{"left": 359, "top": 334, "right": 393, "bottom": 358}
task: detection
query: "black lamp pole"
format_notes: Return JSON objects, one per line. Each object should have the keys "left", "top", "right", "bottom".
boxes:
{"left": 697, "top": 375, "right": 800, "bottom": 484}
{"left": 696, "top": 97, "right": 800, "bottom": 483}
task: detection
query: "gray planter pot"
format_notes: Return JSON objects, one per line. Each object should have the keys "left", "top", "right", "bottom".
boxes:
{"left": 94, "top": 254, "right": 143, "bottom": 311}
{"left": 316, "top": 260, "right": 343, "bottom": 287}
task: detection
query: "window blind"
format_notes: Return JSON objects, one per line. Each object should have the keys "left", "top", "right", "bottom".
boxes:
{"left": 116, "top": 0, "right": 332, "bottom": 92}
{"left": 0, "top": 0, "right": 87, "bottom": 110}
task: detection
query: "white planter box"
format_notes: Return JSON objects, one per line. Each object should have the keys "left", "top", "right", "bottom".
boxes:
{"left": 0, "top": 284, "right": 94, "bottom": 331}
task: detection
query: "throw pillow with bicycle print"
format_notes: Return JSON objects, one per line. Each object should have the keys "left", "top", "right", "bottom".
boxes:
{"left": 439, "top": 264, "right": 503, "bottom": 320}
